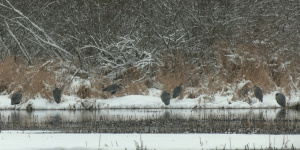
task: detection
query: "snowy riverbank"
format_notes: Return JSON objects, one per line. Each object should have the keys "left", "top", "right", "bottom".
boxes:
{"left": 1, "top": 131, "right": 299, "bottom": 150}
{"left": 0, "top": 88, "right": 299, "bottom": 110}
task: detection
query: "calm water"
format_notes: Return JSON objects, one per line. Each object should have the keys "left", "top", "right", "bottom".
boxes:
{"left": 0, "top": 109, "right": 299, "bottom": 134}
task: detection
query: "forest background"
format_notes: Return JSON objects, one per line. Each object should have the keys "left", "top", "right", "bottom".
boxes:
{"left": 0, "top": 0, "right": 299, "bottom": 102}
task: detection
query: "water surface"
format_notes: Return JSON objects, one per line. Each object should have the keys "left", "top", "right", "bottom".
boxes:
{"left": 1, "top": 109, "right": 299, "bottom": 134}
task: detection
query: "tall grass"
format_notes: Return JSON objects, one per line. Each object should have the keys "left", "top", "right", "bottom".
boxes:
{"left": 0, "top": 41, "right": 299, "bottom": 103}
{"left": 215, "top": 42, "right": 299, "bottom": 100}
{"left": 0, "top": 57, "right": 56, "bottom": 102}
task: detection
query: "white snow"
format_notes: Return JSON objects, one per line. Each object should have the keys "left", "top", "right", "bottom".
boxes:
{"left": 0, "top": 88, "right": 299, "bottom": 110}
{"left": 0, "top": 131, "right": 299, "bottom": 150}
{"left": 237, "top": 79, "right": 250, "bottom": 90}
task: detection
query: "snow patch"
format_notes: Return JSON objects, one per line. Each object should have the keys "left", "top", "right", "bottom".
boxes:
{"left": 0, "top": 89, "right": 299, "bottom": 110}
{"left": 0, "top": 132, "right": 299, "bottom": 150}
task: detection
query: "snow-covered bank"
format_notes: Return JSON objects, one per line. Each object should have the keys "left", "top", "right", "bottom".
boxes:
{"left": 0, "top": 89, "right": 299, "bottom": 110}
{"left": 1, "top": 131, "right": 299, "bottom": 150}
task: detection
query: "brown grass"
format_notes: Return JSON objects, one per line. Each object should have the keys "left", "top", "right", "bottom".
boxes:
{"left": 77, "top": 85, "right": 91, "bottom": 99}
{"left": 0, "top": 42, "right": 298, "bottom": 102}
{"left": 216, "top": 43, "right": 274, "bottom": 89}
{"left": 0, "top": 57, "right": 64, "bottom": 102}
{"left": 156, "top": 52, "right": 199, "bottom": 97}
{"left": 144, "top": 79, "right": 153, "bottom": 88}
{"left": 89, "top": 75, "right": 108, "bottom": 98}
{"left": 215, "top": 41, "right": 299, "bottom": 97}
{"left": 0, "top": 80, "right": 8, "bottom": 93}
{"left": 116, "top": 81, "right": 149, "bottom": 97}
{"left": 186, "top": 90, "right": 198, "bottom": 99}
{"left": 88, "top": 68, "right": 149, "bottom": 99}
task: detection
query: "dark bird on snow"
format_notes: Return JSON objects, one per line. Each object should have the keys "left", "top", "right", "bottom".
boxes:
{"left": 53, "top": 87, "right": 62, "bottom": 104}
{"left": 173, "top": 83, "right": 183, "bottom": 98}
{"left": 161, "top": 90, "right": 171, "bottom": 106}
{"left": 11, "top": 92, "right": 22, "bottom": 105}
{"left": 102, "top": 84, "right": 122, "bottom": 94}
{"left": 275, "top": 93, "right": 286, "bottom": 107}
{"left": 254, "top": 86, "right": 263, "bottom": 102}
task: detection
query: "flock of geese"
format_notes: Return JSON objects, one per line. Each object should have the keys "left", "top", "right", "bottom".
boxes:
{"left": 10, "top": 83, "right": 286, "bottom": 108}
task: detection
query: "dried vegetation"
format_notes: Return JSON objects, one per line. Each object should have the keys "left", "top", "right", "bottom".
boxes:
{"left": 0, "top": 45, "right": 299, "bottom": 104}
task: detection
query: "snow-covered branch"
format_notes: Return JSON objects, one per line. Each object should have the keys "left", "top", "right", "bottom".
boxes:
{"left": 2, "top": 0, "right": 73, "bottom": 61}
{"left": 5, "top": 21, "right": 32, "bottom": 64}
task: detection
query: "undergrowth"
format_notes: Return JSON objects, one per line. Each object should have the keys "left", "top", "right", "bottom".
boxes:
{"left": 0, "top": 41, "right": 299, "bottom": 104}
{"left": 216, "top": 42, "right": 299, "bottom": 101}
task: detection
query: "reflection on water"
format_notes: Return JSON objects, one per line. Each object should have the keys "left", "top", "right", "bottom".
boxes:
{"left": 0, "top": 109, "right": 299, "bottom": 134}
{"left": 2, "top": 109, "right": 298, "bottom": 122}
{"left": 164, "top": 110, "right": 171, "bottom": 119}
{"left": 275, "top": 109, "right": 286, "bottom": 119}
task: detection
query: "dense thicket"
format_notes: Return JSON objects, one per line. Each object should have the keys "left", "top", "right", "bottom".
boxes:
{"left": 0, "top": 0, "right": 299, "bottom": 94}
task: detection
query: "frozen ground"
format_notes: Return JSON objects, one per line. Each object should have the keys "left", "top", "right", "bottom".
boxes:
{"left": 0, "top": 88, "right": 299, "bottom": 110}
{"left": 0, "top": 131, "right": 299, "bottom": 150}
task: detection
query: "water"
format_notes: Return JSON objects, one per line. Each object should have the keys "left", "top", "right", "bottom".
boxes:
{"left": 1, "top": 109, "right": 299, "bottom": 134}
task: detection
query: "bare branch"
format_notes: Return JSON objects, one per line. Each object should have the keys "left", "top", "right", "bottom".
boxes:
{"left": 5, "top": 20, "right": 32, "bottom": 64}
